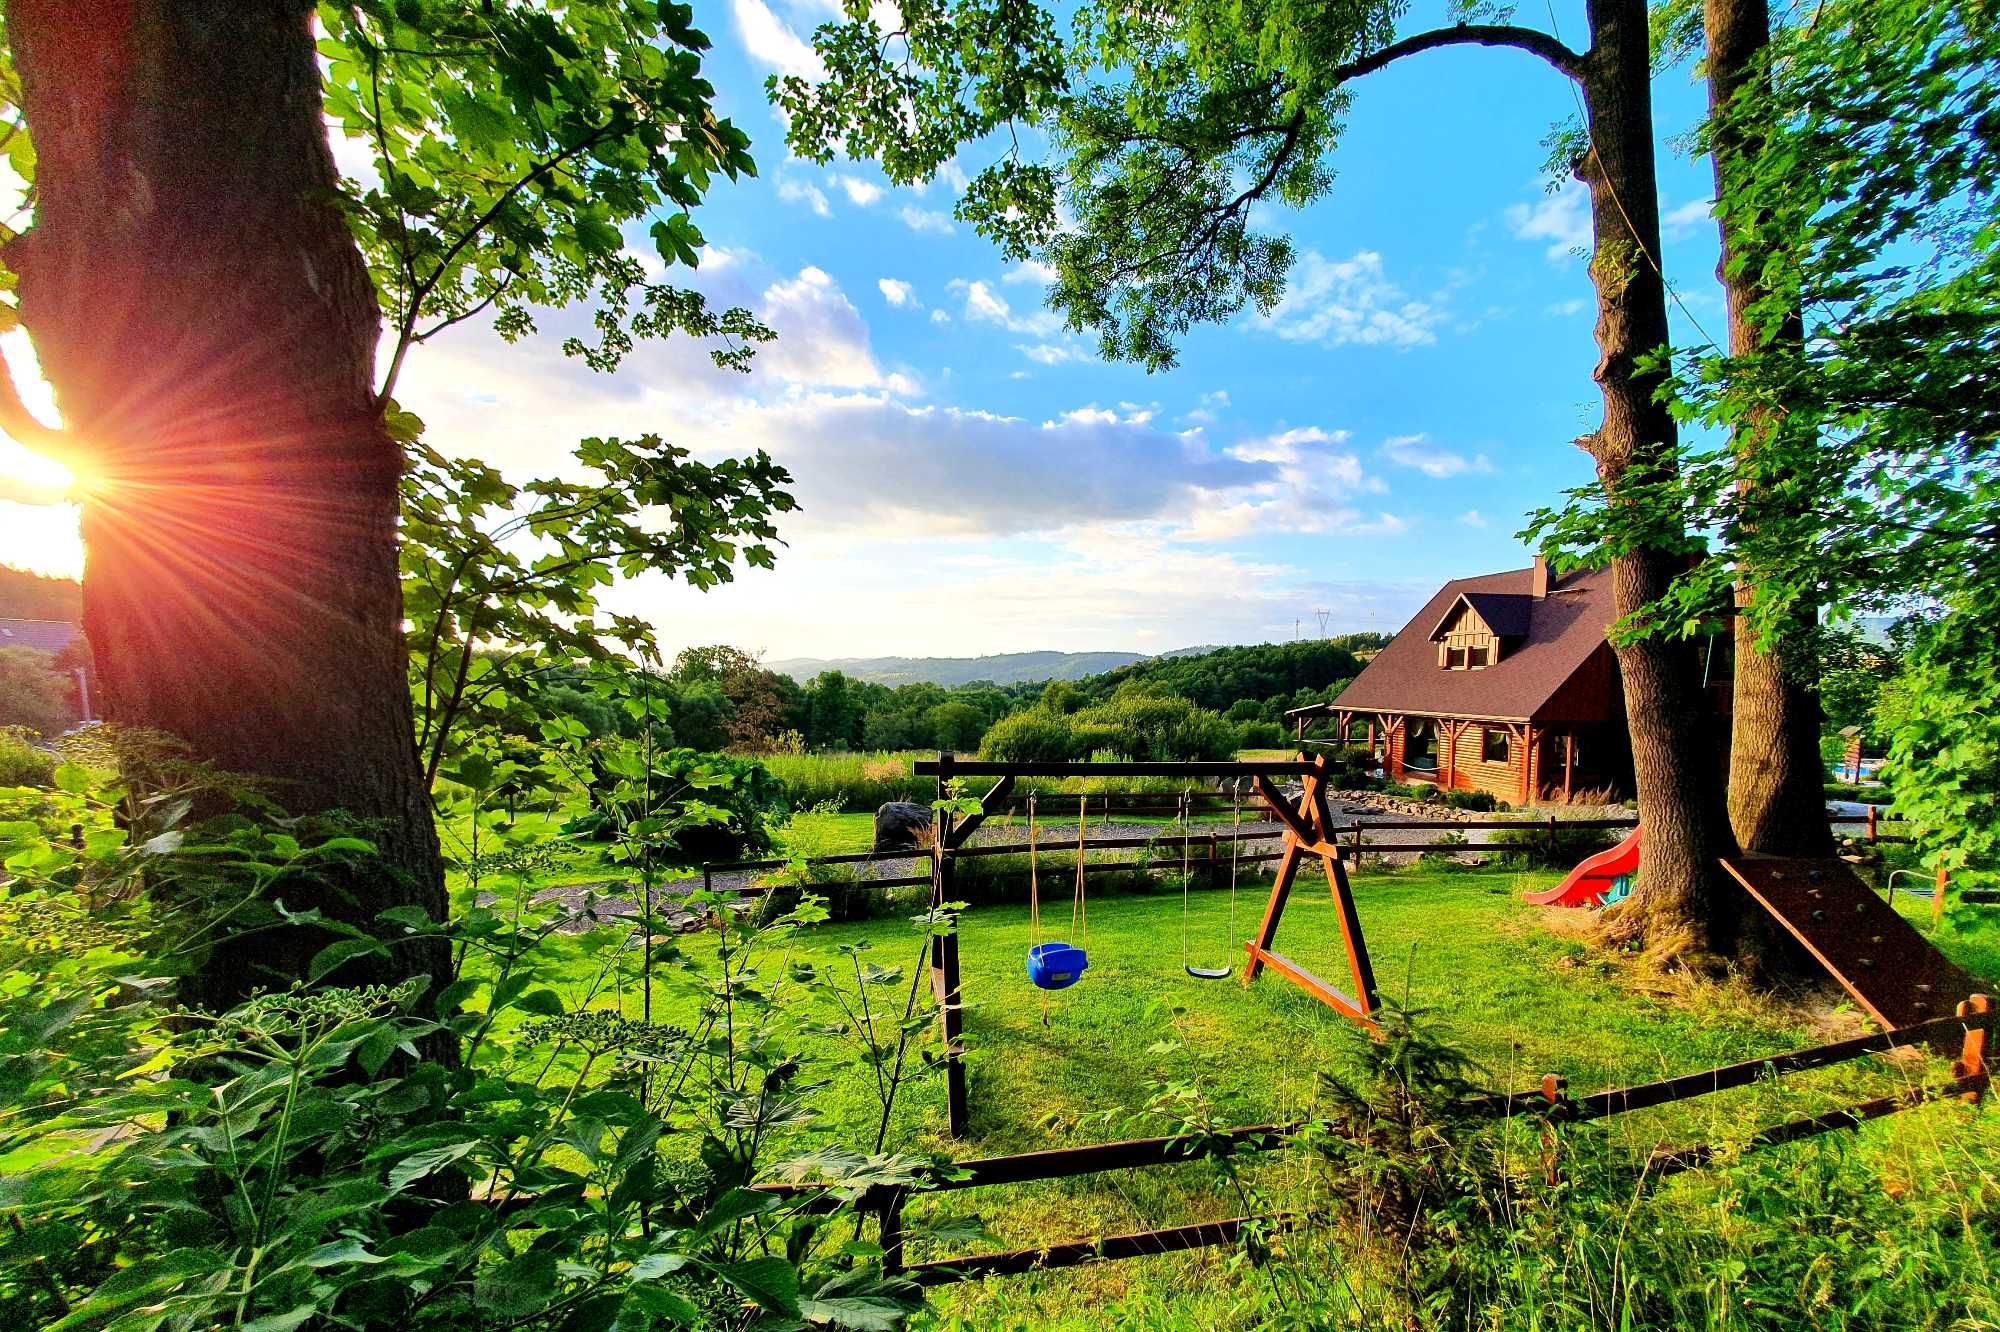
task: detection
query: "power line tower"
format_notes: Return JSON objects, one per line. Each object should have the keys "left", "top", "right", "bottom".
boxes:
{"left": 1315, "top": 608, "right": 1331, "bottom": 638}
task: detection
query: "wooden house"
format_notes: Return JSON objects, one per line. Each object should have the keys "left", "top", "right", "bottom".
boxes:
{"left": 1288, "top": 559, "right": 1717, "bottom": 803}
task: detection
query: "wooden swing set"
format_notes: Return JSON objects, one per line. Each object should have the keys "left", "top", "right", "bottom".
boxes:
{"left": 916, "top": 752, "right": 1379, "bottom": 1133}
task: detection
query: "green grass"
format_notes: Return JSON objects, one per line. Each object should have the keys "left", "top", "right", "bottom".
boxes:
{"left": 454, "top": 816, "right": 2000, "bottom": 1328}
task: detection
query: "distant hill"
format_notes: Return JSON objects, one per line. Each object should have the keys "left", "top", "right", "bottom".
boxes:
{"left": 0, "top": 567, "right": 81, "bottom": 622}
{"left": 767, "top": 650, "right": 1148, "bottom": 687}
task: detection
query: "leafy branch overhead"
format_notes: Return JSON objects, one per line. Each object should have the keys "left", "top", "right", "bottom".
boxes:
{"left": 316, "top": 0, "right": 775, "bottom": 400}
{"left": 402, "top": 428, "right": 796, "bottom": 790}
{"left": 777, "top": 0, "right": 1581, "bottom": 368}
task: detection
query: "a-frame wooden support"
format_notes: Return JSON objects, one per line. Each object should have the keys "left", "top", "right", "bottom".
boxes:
{"left": 1241, "top": 753, "right": 1379, "bottom": 1026}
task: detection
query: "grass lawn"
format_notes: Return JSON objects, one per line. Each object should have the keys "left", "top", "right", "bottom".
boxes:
{"left": 446, "top": 783, "right": 2000, "bottom": 1331}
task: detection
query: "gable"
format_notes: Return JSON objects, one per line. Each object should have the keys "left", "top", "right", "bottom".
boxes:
{"left": 1323, "top": 565, "right": 1619, "bottom": 722}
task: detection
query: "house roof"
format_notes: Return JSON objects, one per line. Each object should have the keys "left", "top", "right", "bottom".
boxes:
{"left": 1428, "top": 590, "right": 1533, "bottom": 641}
{"left": 1303, "top": 564, "right": 1617, "bottom": 723}
{"left": 0, "top": 618, "right": 81, "bottom": 656}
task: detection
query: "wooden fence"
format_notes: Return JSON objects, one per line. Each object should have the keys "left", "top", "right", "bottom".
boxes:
{"left": 759, "top": 995, "right": 1992, "bottom": 1285}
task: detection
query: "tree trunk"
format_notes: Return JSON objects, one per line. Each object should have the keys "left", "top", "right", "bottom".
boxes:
{"left": 1704, "top": 0, "right": 1836, "bottom": 859}
{"left": 8, "top": 2, "right": 449, "bottom": 1009}
{"left": 1576, "top": 0, "right": 1740, "bottom": 958}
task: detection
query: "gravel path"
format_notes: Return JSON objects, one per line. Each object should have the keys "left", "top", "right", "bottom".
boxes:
{"left": 520, "top": 800, "right": 1626, "bottom": 925}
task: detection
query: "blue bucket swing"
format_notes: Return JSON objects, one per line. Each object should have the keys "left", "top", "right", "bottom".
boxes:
{"left": 1025, "top": 795, "right": 1089, "bottom": 993}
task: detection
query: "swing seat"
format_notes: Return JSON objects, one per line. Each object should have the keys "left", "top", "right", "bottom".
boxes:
{"left": 1026, "top": 942, "right": 1089, "bottom": 990}
{"left": 1184, "top": 963, "right": 1233, "bottom": 980}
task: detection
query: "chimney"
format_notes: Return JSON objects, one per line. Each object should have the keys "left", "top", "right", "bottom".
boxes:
{"left": 1531, "top": 555, "right": 1550, "bottom": 599}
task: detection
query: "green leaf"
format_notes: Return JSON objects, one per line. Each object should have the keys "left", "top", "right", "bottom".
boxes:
{"left": 712, "top": 1256, "right": 799, "bottom": 1317}
{"left": 475, "top": 1250, "right": 558, "bottom": 1319}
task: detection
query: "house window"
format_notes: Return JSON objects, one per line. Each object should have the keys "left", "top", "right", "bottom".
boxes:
{"left": 1405, "top": 721, "right": 1440, "bottom": 773}
{"left": 1482, "top": 728, "right": 1510, "bottom": 763}
{"left": 1467, "top": 642, "right": 1490, "bottom": 669}
{"left": 1446, "top": 646, "right": 1468, "bottom": 670}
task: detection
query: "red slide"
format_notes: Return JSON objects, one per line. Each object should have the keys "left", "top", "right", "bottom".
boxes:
{"left": 1523, "top": 827, "right": 1641, "bottom": 907}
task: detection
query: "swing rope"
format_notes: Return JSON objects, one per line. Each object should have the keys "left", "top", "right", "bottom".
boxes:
{"left": 1027, "top": 794, "right": 1041, "bottom": 946}
{"left": 1180, "top": 787, "right": 1240, "bottom": 979}
{"left": 1072, "top": 794, "right": 1088, "bottom": 947}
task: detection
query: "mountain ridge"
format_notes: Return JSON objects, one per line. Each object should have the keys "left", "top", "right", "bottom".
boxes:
{"left": 766, "top": 648, "right": 1218, "bottom": 687}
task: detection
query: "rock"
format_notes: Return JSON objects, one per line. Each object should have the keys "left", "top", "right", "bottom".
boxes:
{"left": 874, "top": 801, "right": 934, "bottom": 852}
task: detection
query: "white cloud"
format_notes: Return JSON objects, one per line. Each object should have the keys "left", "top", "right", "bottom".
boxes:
{"left": 731, "top": 0, "right": 825, "bottom": 80}
{"left": 1002, "top": 260, "right": 1060, "bottom": 286}
{"left": 929, "top": 309, "right": 951, "bottom": 324}
{"left": 1459, "top": 509, "right": 1489, "bottom": 528}
{"left": 1259, "top": 250, "right": 1442, "bottom": 349}
{"left": 777, "top": 178, "right": 830, "bottom": 217}
{"left": 1663, "top": 197, "right": 1713, "bottom": 240}
{"left": 898, "top": 205, "right": 955, "bottom": 235}
{"left": 877, "top": 278, "right": 917, "bottom": 308}
{"left": 1381, "top": 434, "right": 1493, "bottom": 479}
{"left": 951, "top": 278, "right": 1066, "bottom": 337}
{"left": 1019, "top": 343, "right": 1089, "bottom": 366}
{"left": 1544, "top": 298, "right": 1589, "bottom": 317}
{"left": 1185, "top": 426, "right": 1404, "bottom": 541}
{"left": 1506, "top": 185, "right": 1591, "bottom": 262}
{"left": 837, "top": 175, "right": 884, "bottom": 207}
{"left": 758, "top": 266, "right": 904, "bottom": 391}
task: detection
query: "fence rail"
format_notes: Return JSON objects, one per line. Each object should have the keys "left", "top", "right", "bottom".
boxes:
{"left": 759, "top": 996, "right": 1991, "bottom": 1284}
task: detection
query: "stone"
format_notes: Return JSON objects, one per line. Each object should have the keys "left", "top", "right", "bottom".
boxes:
{"left": 873, "top": 801, "right": 934, "bottom": 852}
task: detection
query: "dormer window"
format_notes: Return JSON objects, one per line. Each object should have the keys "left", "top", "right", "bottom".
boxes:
{"left": 1429, "top": 591, "right": 1531, "bottom": 671}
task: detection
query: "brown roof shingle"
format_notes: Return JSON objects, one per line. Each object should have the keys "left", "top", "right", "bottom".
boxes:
{"left": 1316, "top": 565, "right": 1617, "bottom": 723}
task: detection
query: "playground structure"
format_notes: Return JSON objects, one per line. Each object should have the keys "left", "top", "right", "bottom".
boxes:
{"left": 1524, "top": 826, "right": 1642, "bottom": 907}
{"left": 699, "top": 754, "right": 1965, "bottom": 1139}
{"left": 706, "top": 757, "right": 1994, "bottom": 1283}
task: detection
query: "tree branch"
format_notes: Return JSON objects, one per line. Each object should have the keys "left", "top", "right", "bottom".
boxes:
{"left": 1330, "top": 23, "right": 1587, "bottom": 84}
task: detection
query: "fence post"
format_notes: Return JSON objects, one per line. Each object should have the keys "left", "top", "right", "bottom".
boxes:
{"left": 1546, "top": 814, "right": 1558, "bottom": 859}
{"left": 1954, "top": 994, "right": 1989, "bottom": 1103}
{"left": 1538, "top": 1073, "right": 1568, "bottom": 1184}
{"left": 1933, "top": 861, "right": 1948, "bottom": 930}
{"left": 931, "top": 753, "right": 970, "bottom": 1138}
{"left": 879, "top": 1188, "right": 907, "bottom": 1274}
{"left": 1867, "top": 804, "right": 1878, "bottom": 843}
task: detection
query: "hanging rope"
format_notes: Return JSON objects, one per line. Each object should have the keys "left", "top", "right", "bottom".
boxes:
{"left": 1027, "top": 794, "right": 1041, "bottom": 946}
{"left": 1071, "top": 794, "right": 1088, "bottom": 947}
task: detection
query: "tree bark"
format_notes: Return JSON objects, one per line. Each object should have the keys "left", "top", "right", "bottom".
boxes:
{"left": 8, "top": 2, "right": 450, "bottom": 1009}
{"left": 1704, "top": 0, "right": 1836, "bottom": 859}
{"left": 1576, "top": 0, "right": 1740, "bottom": 957}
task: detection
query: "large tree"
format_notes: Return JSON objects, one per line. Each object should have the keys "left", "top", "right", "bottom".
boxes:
{"left": 782, "top": 0, "right": 1737, "bottom": 954}
{"left": 0, "top": 1, "right": 782, "bottom": 1003}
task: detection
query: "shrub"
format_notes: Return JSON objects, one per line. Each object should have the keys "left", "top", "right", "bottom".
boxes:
{"left": 0, "top": 726, "right": 55, "bottom": 787}
{"left": 979, "top": 709, "right": 1081, "bottom": 763}
{"left": 1237, "top": 720, "right": 1286, "bottom": 749}
{"left": 561, "top": 745, "right": 784, "bottom": 859}
{"left": 0, "top": 646, "right": 75, "bottom": 738}
{"left": 1070, "top": 691, "right": 1238, "bottom": 761}
{"left": 1442, "top": 788, "right": 1498, "bottom": 812}
{"left": 1327, "top": 745, "right": 1383, "bottom": 788}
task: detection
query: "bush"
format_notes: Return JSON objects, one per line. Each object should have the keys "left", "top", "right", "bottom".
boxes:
{"left": 0, "top": 646, "right": 76, "bottom": 738}
{"left": 0, "top": 726, "right": 55, "bottom": 787}
{"left": 1442, "top": 788, "right": 1498, "bottom": 812}
{"left": 979, "top": 709, "right": 1082, "bottom": 763}
{"left": 1327, "top": 745, "right": 1383, "bottom": 788}
{"left": 561, "top": 745, "right": 784, "bottom": 859}
{"left": 1237, "top": 720, "right": 1286, "bottom": 749}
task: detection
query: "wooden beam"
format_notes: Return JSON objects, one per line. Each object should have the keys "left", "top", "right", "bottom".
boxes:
{"left": 1243, "top": 946, "right": 1373, "bottom": 1025}
{"left": 1317, "top": 848, "right": 1377, "bottom": 1016}
{"left": 905, "top": 1215, "right": 1289, "bottom": 1285}
{"left": 914, "top": 759, "right": 1317, "bottom": 777}
{"left": 1563, "top": 732, "right": 1574, "bottom": 802}
{"left": 1520, "top": 722, "right": 1536, "bottom": 804}
{"left": 1253, "top": 774, "right": 1315, "bottom": 844}
{"left": 945, "top": 774, "right": 1015, "bottom": 848}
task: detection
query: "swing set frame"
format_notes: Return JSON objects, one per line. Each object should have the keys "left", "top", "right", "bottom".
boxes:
{"left": 918, "top": 751, "right": 1379, "bottom": 1136}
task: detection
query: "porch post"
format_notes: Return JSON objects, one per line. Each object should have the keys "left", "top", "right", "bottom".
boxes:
{"left": 1563, "top": 732, "right": 1574, "bottom": 802}
{"left": 1520, "top": 723, "right": 1536, "bottom": 804}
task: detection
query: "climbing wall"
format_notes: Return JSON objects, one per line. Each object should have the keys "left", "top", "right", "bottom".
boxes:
{"left": 1721, "top": 856, "right": 1979, "bottom": 1029}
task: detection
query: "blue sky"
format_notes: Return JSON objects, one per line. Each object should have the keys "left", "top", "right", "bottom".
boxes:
{"left": 0, "top": 0, "right": 1730, "bottom": 663}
